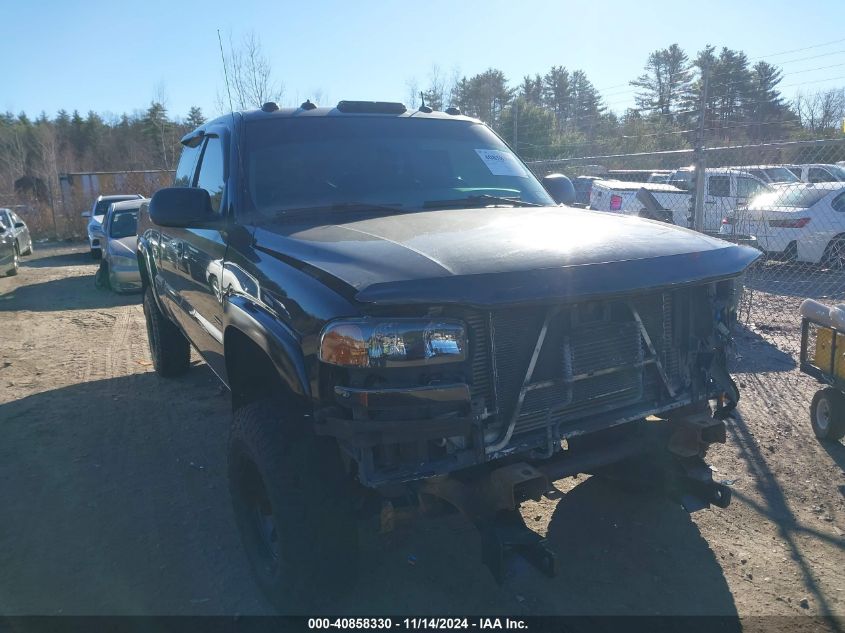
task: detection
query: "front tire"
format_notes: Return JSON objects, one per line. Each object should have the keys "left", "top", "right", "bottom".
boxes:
{"left": 142, "top": 286, "right": 190, "bottom": 377}
{"left": 811, "top": 388, "right": 845, "bottom": 441}
{"left": 228, "top": 399, "right": 358, "bottom": 612}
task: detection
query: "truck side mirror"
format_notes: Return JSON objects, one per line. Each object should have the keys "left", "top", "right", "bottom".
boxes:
{"left": 81, "top": 211, "right": 91, "bottom": 218}
{"left": 542, "top": 173, "right": 576, "bottom": 205}
{"left": 149, "top": 187, "right": 220, "bottom": 228}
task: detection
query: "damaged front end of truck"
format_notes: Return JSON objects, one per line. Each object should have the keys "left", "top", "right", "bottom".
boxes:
{"left": 313, "top": 230, "right": 759, "bottom": 580}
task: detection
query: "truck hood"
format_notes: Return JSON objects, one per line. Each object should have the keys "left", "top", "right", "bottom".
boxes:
{"left": 253, "top": 206, "right": 760, "bottom": 306}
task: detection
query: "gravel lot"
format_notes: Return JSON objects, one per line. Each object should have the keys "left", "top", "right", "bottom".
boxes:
{"left": 1, "top": 243, "right": 843, "bottom": 623}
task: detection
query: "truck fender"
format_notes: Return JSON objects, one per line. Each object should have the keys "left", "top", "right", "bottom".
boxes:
{"left": 224, "top": 294, "right": 311, "bottom": 401}
{"left": 137, "top": 235, "right": 165, "bottom": 312}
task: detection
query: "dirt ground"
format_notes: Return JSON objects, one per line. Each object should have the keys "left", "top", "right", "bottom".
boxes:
{"left": 1, "top": 243, "right": 843, "bottom": 623}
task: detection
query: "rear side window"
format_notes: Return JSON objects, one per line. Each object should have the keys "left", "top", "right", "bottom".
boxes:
{"left": 709, "top": 175, "right": 730, "bottom": 197}
{"left": 809, "top": 167, "right": 835, "bottom": 183}
{"left": 174, "top": 144, "right": 202, "bottom": 187}
{"left": 195, "top": 136, "right": 225, "bottom": 213}
{"left": 832, "top": 193, "right": 845, "bottom": 212}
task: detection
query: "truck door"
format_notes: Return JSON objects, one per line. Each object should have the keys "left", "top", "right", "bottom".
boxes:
{"left": 158, "top": 133, "right": 229, "bottom": 377}
{"left": 704, "top": 174, "right": 731, "bottom": 231}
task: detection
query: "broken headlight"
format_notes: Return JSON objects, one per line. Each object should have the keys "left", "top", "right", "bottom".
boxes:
{"left": 319, "top": 318, "right": 467, "bottom": 368}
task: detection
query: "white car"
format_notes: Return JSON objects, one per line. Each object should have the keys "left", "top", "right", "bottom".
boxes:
{"left": 720, "top": 183, "right": 845, "bottom": 267}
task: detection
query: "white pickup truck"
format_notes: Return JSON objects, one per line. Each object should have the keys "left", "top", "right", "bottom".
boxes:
{"left": 589, "top": 168, "right": 769, "bottom": 231}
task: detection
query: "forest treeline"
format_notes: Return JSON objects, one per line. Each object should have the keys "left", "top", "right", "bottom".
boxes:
{"left": 2, "top": 41, "right": 844, "bottom": 206}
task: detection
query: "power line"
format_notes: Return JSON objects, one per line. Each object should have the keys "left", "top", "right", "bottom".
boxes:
{"left": 591, "top": 36, "right": 845, "bottom": 94}
{"left": 597, "top": 48, "right": 845, "bottom": 103}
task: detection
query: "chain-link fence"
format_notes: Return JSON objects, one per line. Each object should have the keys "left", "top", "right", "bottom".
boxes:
{"left": 528, "top": 138, "right": 845, "bottom": 353}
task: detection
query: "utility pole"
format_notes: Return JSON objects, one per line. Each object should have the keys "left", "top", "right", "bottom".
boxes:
{"left": 513, "top": 99, "right": 519, "bottom": 155}
{"left": 692, "top": 64, "right": 710, "bottom": 232}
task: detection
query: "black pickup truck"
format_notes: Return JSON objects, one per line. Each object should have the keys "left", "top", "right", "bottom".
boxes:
{"left": 137, "top": 100, "right": 759, "bottom": 609}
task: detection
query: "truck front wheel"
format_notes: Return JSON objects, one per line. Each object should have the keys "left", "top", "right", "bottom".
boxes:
{"left": 228, "top": 399, "right": 358, "bottom": 611}
{"left": 142, "top": 286, "right": 190, "bottom": 377}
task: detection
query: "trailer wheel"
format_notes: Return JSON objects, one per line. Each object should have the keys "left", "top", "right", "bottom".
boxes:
{"left": 810, "top": 388, "right": 845, "bottom": 441}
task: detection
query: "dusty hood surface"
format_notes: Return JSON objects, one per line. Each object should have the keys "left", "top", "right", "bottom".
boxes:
{"left": 253, "top": 206, "right": 760, "bottom": 305}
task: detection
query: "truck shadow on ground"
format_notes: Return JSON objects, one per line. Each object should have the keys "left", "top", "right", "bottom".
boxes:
{"left": 745, "top": 262, "right": 845, "bottom": 301}
{"left": 0, "top": 273, "right": 140, "bottom": 311}
{"left": 728, "top": 411, "right": 843, "bottom": 627}
{"left": 731, "top": 324, "right": 796, "bottom": 373}
{"left": 342, "top": 475, "right": 739, "bottom": 620}
{"left": 22, "top": 249, "right": 96, "bottom": 269}
{"left": 0, "top": 368, "right": 737, "bottom": 618}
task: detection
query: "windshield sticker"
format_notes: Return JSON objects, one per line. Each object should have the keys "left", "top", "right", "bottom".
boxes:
{"left": 475, "top": 149, "right": 528, "bottom": 177}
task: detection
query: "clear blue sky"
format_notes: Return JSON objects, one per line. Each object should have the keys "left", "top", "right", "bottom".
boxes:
{"left": 3, "top": 0, "right": 844, "bottom": 121}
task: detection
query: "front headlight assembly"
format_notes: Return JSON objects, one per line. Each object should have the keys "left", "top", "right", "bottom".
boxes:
{"left": 320, "top": 318, "right": 467, "bottom": 368}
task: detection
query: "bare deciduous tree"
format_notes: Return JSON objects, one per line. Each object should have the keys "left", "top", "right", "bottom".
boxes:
{"left": 794, "top": 88, "right": 845, "bottom": 135}
{"left": 32, "top": 123, "right": 61, "bottom": 235}
{"left": 218, "top": 31, "right": 284, "bottom": 111}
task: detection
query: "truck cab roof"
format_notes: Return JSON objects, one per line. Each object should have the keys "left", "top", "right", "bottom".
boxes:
{"left": 185, "top": 101, "right": 478, "bottom": 144}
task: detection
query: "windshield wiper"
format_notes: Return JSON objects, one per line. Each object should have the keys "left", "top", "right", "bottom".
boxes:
{"left": 272, "top": 202, "right": 406, "bottom": 218}
{"left": 422, "top": 194, "right": 541, "bottom": 209}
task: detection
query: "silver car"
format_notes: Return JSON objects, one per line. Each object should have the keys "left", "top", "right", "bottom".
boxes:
{"left": 84, "top": 194, "right": 142, "bottom": 259}
{"left": 100, "top": 199, "right": 145, "bottom": 292}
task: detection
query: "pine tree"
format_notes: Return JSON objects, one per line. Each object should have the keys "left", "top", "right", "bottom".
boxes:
{"left": 631, "top": 44, "right": 692, "bottom": 117}
{"left": 186, "top": 106, "right": 206, "bottom": 128}
{"left": 542, "top": 66, "right": 572, "bottom": 128}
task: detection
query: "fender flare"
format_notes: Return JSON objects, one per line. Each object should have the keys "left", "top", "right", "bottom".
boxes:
{"left": 136, "top": 235, "right": 165, "bottom": 310}
{"left": 224, "top": 294, "right": 311, "bottom": 401}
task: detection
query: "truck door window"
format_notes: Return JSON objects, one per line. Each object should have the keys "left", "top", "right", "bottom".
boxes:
{"left": 196, "top": 137, "right": 225, "bottom": 213}
{"left": 174, "top": 143, "right": 202, "bottom": 187}
{"left": 709, "top": 175, "right": 730, "bottom": 197}
{"left": 737, "top": 177, "right": 764, "bottom": 198}
{"left": 809, "top": 167, "right": 834, "bottom": 183}
{"left": 0, "top": 212, "right": 10, "bottom": 228}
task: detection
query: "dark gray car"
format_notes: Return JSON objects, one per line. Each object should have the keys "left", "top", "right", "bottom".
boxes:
{"left": 0, "top": 208, "right": 32, "bottom": 258}
{"left": 100, "top": 199, "right": 145, "bottom": 292}
{"left": 0, "top": 222, "right": 18, "bottom": 276}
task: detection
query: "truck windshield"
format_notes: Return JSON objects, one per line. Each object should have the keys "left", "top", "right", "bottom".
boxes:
{"left": 242, "top": 117, "right": 554, "bottom": 217}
